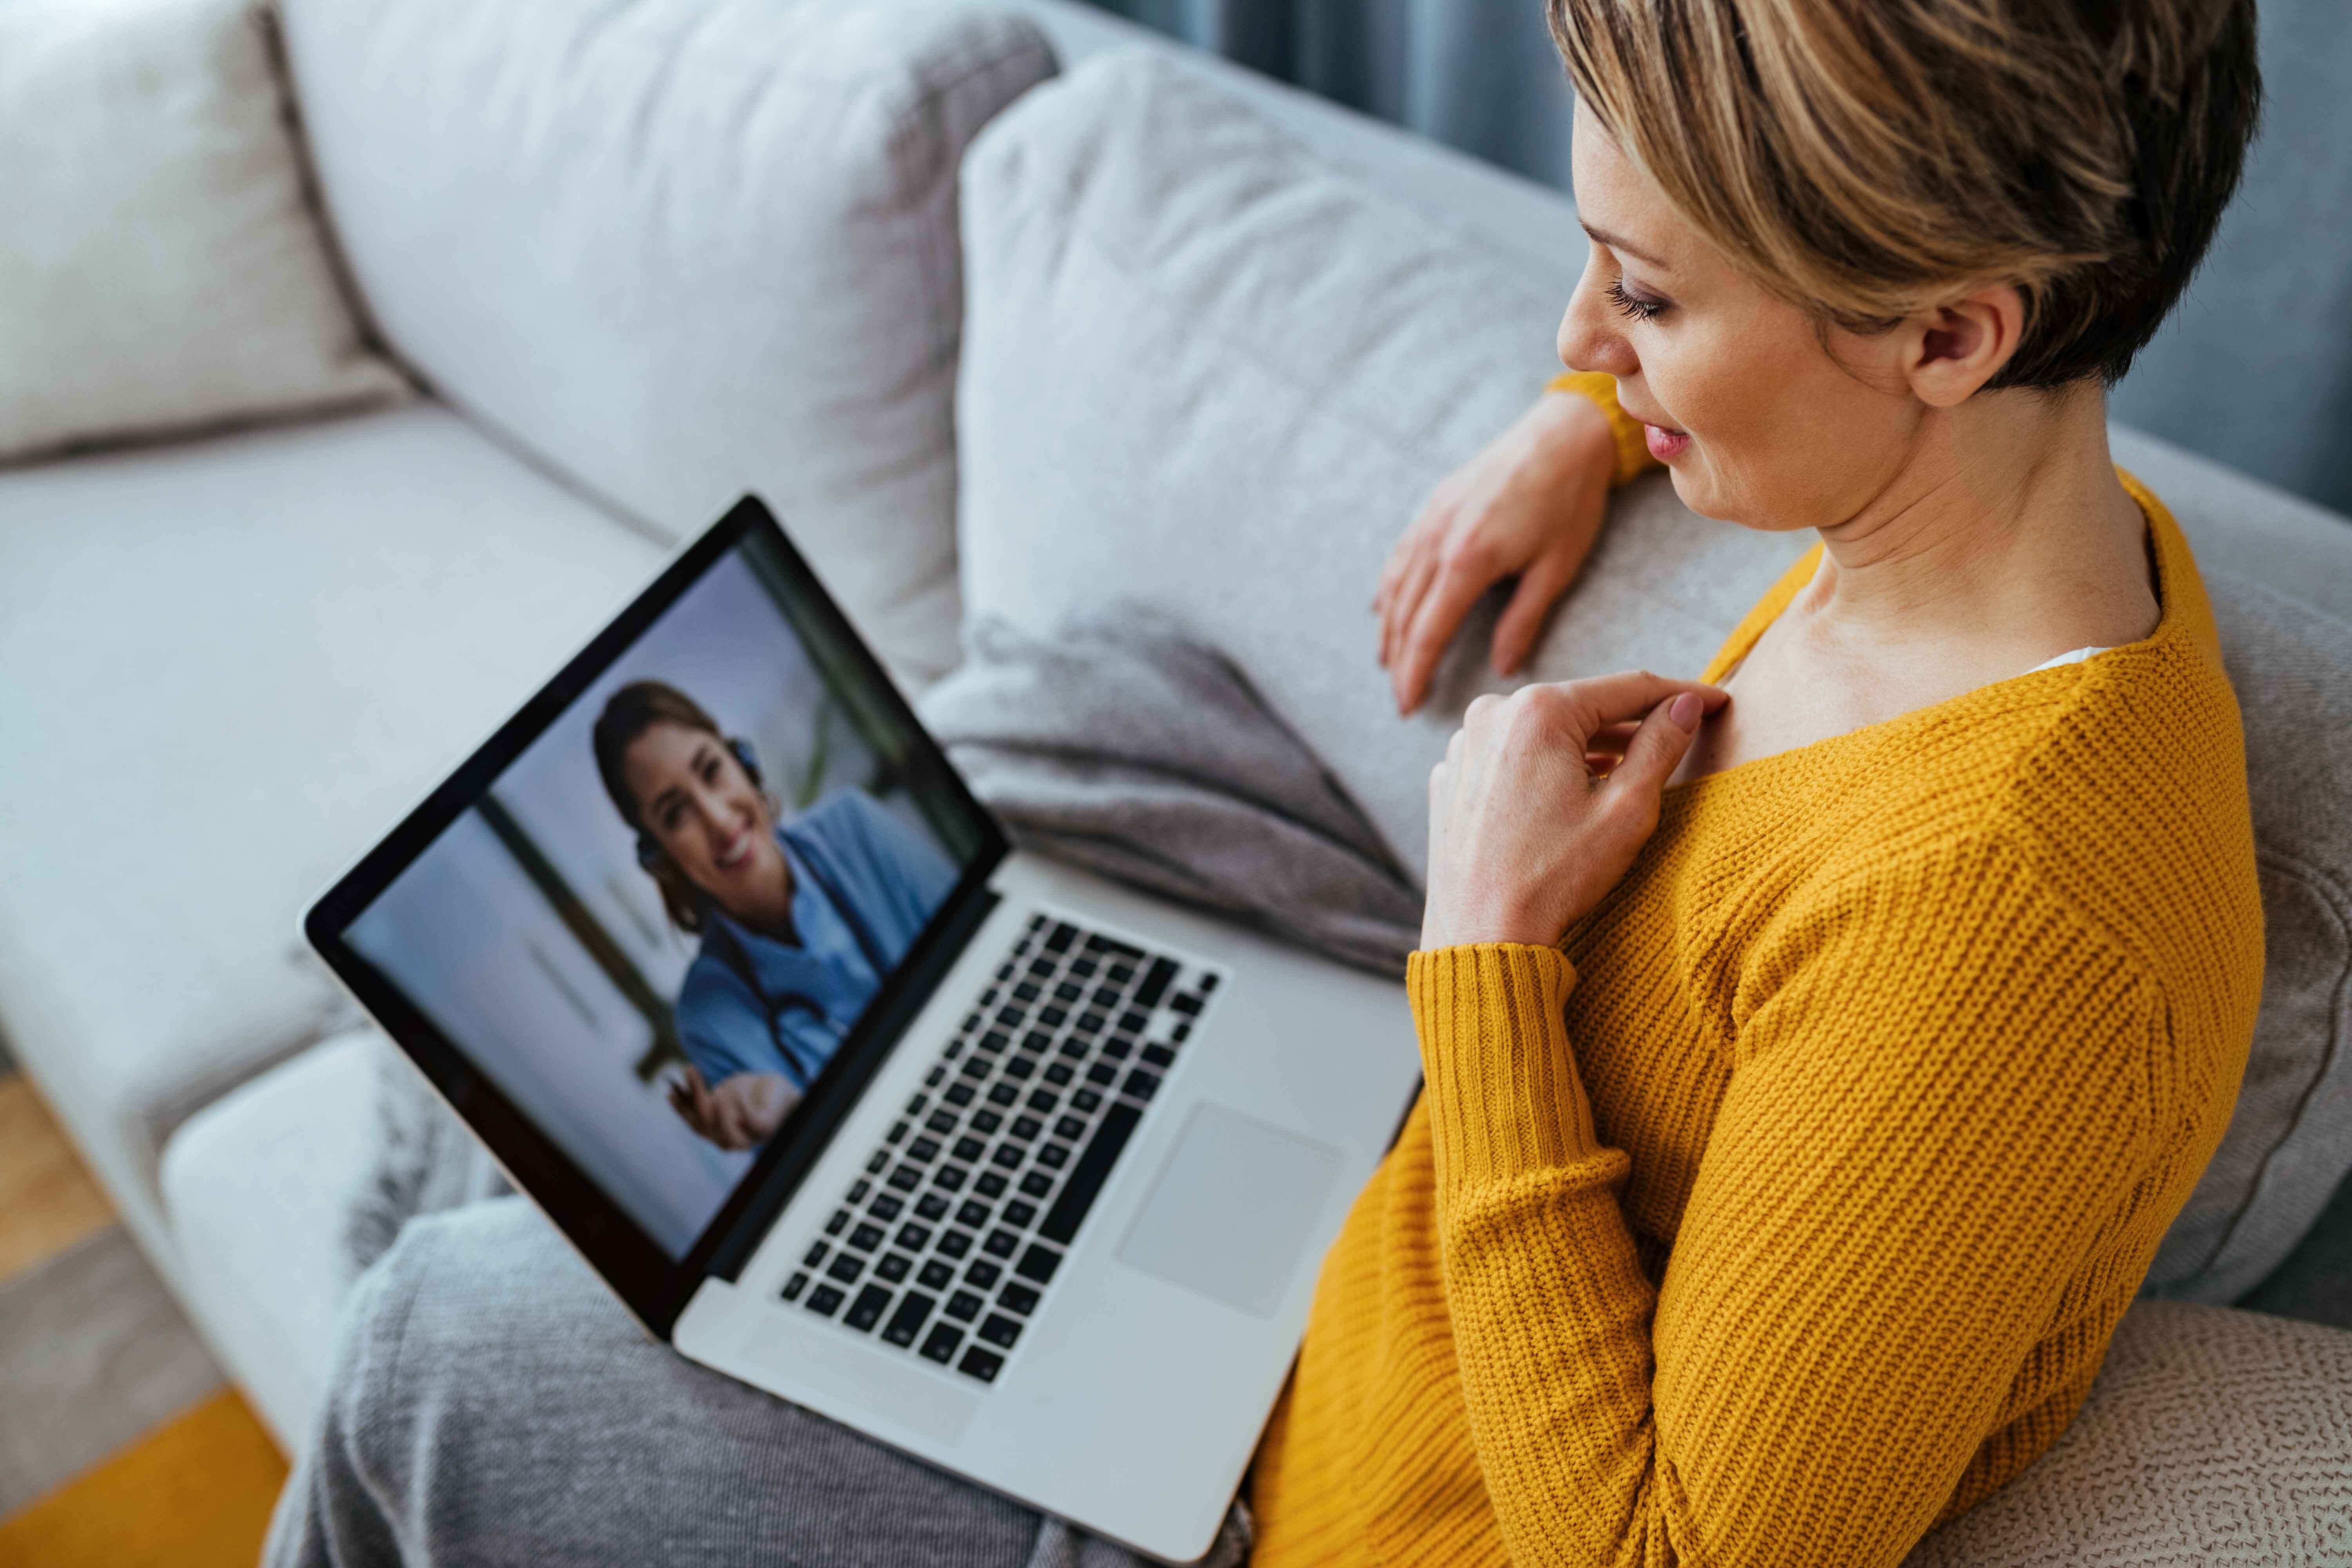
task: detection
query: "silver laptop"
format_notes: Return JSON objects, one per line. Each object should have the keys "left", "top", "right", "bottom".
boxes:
{"left": 305, "top": 497, "right": 1422, "bottom": 1563}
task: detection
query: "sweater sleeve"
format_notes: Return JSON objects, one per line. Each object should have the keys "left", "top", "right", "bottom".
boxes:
{"left": 1409, "top": 834, "right": 2163, "bottom": 1566}
{"left": 1548, "top": 370, "right": 1661, "bottom": 488}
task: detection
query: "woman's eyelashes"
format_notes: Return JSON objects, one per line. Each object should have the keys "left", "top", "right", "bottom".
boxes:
{"left": 1606, "top": 277, "right": 1671, "bottom": 322}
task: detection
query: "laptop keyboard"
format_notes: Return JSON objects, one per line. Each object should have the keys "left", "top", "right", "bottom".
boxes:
{"left": 780, "top": 911, "right": 1221, "bottom": 1385}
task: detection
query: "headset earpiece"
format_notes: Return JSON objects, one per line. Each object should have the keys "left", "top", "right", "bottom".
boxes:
{"left": 728, "top": 736, "right": 762, "bottom": 787}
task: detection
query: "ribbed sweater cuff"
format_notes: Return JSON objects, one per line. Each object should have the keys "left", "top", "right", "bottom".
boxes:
{"left": 1408, "top": 944, "right": 1601, "bottom": 1195}
{"left": 1547, "top": 370, "right": 1654, "bottom": 489}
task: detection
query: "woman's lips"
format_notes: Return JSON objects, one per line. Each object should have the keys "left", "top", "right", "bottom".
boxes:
{"left": 1644, "top": 422, "right": 1691, "bottom": 461}
{"left": 715, "top": 827, "right": 755, "bottom": 871}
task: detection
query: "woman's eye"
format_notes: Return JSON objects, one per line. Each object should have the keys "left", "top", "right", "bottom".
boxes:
{"left": 1606, "top": 279, "right": 1670, "bottom": 322}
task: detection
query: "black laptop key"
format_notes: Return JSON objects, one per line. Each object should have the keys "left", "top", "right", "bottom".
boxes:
{"left": 1019, "top": 1171, "right": 1054, "bottom": 1199}
{"left": 1072, "top": 1089, "right": 1102, "bottom": 1113}
{"left": 1092, "top": 986, "right": 1122, "bottom": 1009}
{"left": 868, "top": 1194, "right": 903, "bottom": 1223}
{"left": 1002, "top": 1199, "right": 1038, "bottom": 1229}
{"left": 1057, "top": 1038, "right": 1089, "bottom": 1062}
{"left": 1136, "top": 958, "right": 1178, "bottom": 1008}
{"left": 953, "top": 1136, "right": 986, "bottom": 1163}
{"left": 1043, "top": 1063, "right": 1074, "bottom": 1086}
{"left": 1171, "top": 1022, "right": 1191, "bottom": 1042}
{"left": 996, "top": 1006, "right": 1025, "bottom": 1029}
{"left": 1141, "top": 1044, "right": 1176, "bottom": 1069}
{"left": 956, "top": 1200, "right": 993, "bottom": 1229}
{"left": 978, "top": 1031, "right": 1010, "bottom": 1055}
{"left": 1086, "top": 932, "right": 1143, "bottom": 960}
{"left": 824, "top": 1210, "right": 849, "bottom": 1236}
{"left": 907, "top": 1137, "right": 940, "bottom": 1163}
{"left": 1106, "top": 961, "right": 1136, "bottom": 985}
{"left": 781, "top": 1272, "right": 809, "bottom": 1302}
{"left": 827, "top": 1252, "right": 864, "bottom": 1285}
{"left": 1101, "top": 1036, "right": 1134, "bottom": 1061}
{"left": 1169, "top": 992, "right": 1204, "bottom": 1016}
{"left": 925, "top": 1065, "right": 947, "bottom": 1089}
{"left": 958, "top": 1056, "right": 991, "bottom": 1080}
{"left": 944, "top": 1081, "right": 975, "bottom": 1107}
{"left": 885, "top": 1120, "right": 909, "bottom": 1145}
{"left": 1014, "top": 1244, "right": 1062, "bottom": 1285}
{"left": 970, "top": 1109, "right": 1002, "bottom": 1134}
{"left": 875, "top": 1252, "right": 911, "bottom": 1284}
{"left": 989, "top": 1144, "right": 1024, "bottom": 1171}
{"left": 882, "top": 1292, "right": 936, "bottom": 1348}
{"left": 933, "top": 1164, "right": 968, "bottom": 1192}
{"left": 1073, "top": 1013, "right": 1104, "bottom": 1037}
{"left": 1123, "top": 1070, "right": 1161, "bottom": 1101}
{"left": 958, "top": 1346, "right": 1004, "bottom": 1383}
{"left": 1069, "top": 957, "right": 1098, "bottom": 978}
{"left": 1085, "top": 1062, "right": 1118, "bottom": 1085}
{"left": 999, "top": 1283, "right": 1041, "bottom": 1316}
{"left": 1011, "top": 1115, "right": 1042, "bottom": 1142}
{"left": 925, "top": 1110, "right": 958, "bottom": 1136}
{"left": 1026, "top": 1089, "right": 1060, "bottom": 1113}
{"left": 1036, "top": 1142, "right": 1071, "bottom": 1170}
{"left": 1021, "top": 1031, "right": 1052, "bottom": 1055}
{"left": 1054, "top": 1116, "right": 1087, "bottom": 1141}
{"left": 849, "top": 1223, "right": 886, "bottom": 1252}
{"left": 1028, "top": 956, "right": 1056, "bottom": 978}
{"left": 1118, "top": 1011, "right": 1150, "bottom": 1036}
{"left": 938, "top": 1229, "right": 973, "bottom": 1259}
{"left": 1054, "top": 982, "right": 1083, "bottom": 1004}
{"left": 1038, "top": 1007, "right": 1067, "bottom": 1029}
{"left": 1040, "top": 1102, "right": 1142, "bottom": 1246}
{"left": 1002, "top": 1056, "right": 1035, "bottom": 1082}
{"left": 1013, "top": 981, "right": 1041, "bottom": 1003}
{"left": 896, "top": 1223, "right": 933, "bottom": 1252}
{"left": 844, "top": 1284, "right": 894, "bottom": 1333}
{"left": 986, "top": 1082, "right": 1019, "bottom": 1106}
{"left": 978, "top": 1313, "right": 1024, "bottom": 1350}
{"left": 1045, "top": 922, "right": 1078, "bottom": 953}
{"left": 964, "top": 1259, "right": 1002, "bottom": 1289}
{"left": 983, "top": 1228, "right": 1020, "bottom": 1258}
{"left": 914, "top": 1191, "right": 949, "bottom": 1221}
{"left": 920, "top": 1322, "right": 964, "bottom": 1365}
{"left": 1197, "top": 972, "right": 1219, "bottom": 992}
{"left": 887, "top": 1164, "right": 922, "bottom": 1191}
{"left": 918, "top": 1259, "right": 955, "bottom": 1291}
{"left": 975, "top": 1171, "right": 1008, "bottom": 1198}
{"left": 806, "top": 1284, "right": 845, "bottom": 1318}
{"left": 866, "top": 1150, "right": 889, "bottom": 1175}
{"left": 945, "top": 1289, "right": 984, "bottom": 1322}
{"left": 804, "top": 1242, "right": 831, "bottom": 1269}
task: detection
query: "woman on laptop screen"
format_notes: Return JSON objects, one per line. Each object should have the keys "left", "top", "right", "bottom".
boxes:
{"left": 594, "top": 680, "right": 959, "bottom": 1151}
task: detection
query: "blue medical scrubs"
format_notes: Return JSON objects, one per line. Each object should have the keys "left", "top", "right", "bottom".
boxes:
{"left": 672, "top": 792, "right": 958, "bottom": 1094}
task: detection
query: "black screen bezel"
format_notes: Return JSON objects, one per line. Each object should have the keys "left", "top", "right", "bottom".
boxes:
{"left": 303, "top": 496, "right": 1009, "bottom": 1337}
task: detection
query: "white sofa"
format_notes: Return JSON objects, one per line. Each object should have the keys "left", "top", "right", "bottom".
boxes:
{"left": 5, "top": 0, "right": 2350, "bottom": 1556}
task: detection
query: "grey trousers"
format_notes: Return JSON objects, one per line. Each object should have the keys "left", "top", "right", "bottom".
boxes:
{"left": 265, "top": 1198, "right": 1252, "bottom": 1568}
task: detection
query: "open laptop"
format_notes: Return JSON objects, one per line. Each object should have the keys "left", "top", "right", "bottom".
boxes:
{"left": 305, "top": 496, "right": 1423, "bottom": 1563}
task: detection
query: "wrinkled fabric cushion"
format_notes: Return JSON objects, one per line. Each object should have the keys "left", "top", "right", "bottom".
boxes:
{"left": 1904, "top": 1301, "right": 2352, "bottom": 1565}
{"left": 2146, "top": 576, "right": 2352, "bottom": 1303}
{"left": 0, "top": 406, "right": 663, "bottom": 1275}
{"left": 0, "top": 0, "right": 403, "bottom": 462}
{"left": 953, "top": 48, "right": 2352, "bottom": 1307}
{"left": 278, "top": 0, "right": 1053, "bottom": 684}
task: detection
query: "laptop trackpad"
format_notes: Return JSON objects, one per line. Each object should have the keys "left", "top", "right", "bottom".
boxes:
{"left": 1115, "top": 1102, "right": 1343, "bottom": 1319}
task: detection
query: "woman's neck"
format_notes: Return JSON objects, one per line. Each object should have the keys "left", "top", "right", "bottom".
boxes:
{"left": 1789, "top": 382, "right": 2158, "bottom": 673}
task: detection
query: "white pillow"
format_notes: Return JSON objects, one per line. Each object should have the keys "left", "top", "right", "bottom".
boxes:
{"left": 278, "top": 0, "right": 1055, "bottom": 686}
{"left": 0, "top": 0, "right": 405, "bottom": 463}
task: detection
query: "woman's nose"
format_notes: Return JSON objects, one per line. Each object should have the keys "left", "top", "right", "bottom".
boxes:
{"left": 1557, "top": 270, "right": 1636, "bottom": 378}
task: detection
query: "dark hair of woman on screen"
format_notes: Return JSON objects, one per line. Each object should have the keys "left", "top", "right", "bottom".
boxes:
{"left": 593, "top": 680, "right": 956, "bottom": 1152}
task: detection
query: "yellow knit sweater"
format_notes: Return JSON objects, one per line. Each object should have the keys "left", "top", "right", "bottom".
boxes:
{"left": 1247, "top": 373, "right": 2265, "bottom": 1566}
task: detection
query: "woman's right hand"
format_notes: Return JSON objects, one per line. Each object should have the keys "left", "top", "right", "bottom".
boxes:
{"left": 1375, "top": 386, "right": 1620, "bottom": 715}
{"left": 668, "top": 1067, "right": 800, "bottom": 1151}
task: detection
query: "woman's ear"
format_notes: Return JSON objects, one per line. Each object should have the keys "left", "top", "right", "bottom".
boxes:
{"left": 1902, "top": 283, "right": 2027, "bottom": 407}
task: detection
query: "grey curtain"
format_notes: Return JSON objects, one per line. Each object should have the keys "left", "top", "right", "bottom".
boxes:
{"left": 1082, "top": 0, "right": 2352, "bottom": 517}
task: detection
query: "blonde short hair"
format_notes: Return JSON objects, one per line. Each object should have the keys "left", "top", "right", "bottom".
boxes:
{"left": 1549, "top": 0, "right": 2260, "bottom": 388}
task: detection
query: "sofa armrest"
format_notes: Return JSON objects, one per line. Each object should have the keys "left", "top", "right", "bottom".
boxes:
{"left": 1906, "top": 1301, "right": 2352, "bottom": 1564}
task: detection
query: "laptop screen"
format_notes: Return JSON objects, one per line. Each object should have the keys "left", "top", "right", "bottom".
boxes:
{"left": 309, "top": 500, "right": 1004, "bottom": 1318}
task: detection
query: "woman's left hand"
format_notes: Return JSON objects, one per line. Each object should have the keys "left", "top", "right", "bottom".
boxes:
{"left": 1422, "top": 672, "right": 1728, "bottom": 950}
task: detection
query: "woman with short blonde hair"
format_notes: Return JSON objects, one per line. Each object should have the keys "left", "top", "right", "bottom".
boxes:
{"left": 1334, "top": 0, "right": 2265, "bottom": 1561}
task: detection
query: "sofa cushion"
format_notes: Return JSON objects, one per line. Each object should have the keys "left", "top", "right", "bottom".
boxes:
{"left": 0, "top": 0, "right": 404, "bottom": 463}
{"left": 277, "top": 0, "right": 1053, "bottom": 687}
{"left": 0, "top": 405, "right": 664, "bottom": 1277}
{"left": 159, "top": 1027, "right": 380, "bottom": 1452}
{"left": 953, "top": 48, "right": 2352, "bottom": 1305}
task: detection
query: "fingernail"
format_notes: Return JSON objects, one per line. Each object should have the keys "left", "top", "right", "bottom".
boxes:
{"left": 1670, "top": 692, "right": 1703, "bottom": 731}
